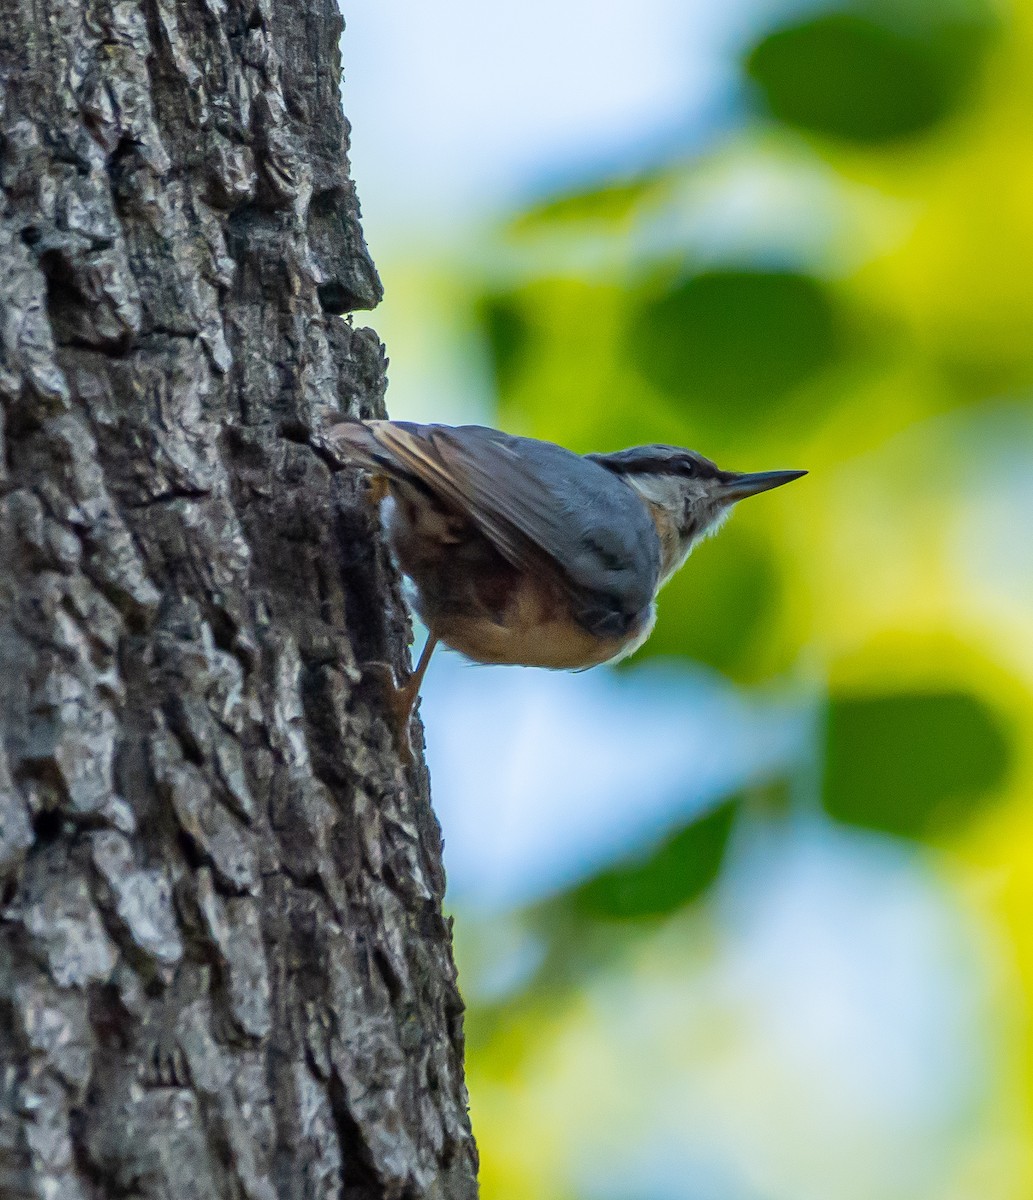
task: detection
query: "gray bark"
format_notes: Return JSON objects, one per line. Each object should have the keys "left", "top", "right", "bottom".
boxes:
{"left": 0, "top": 0, "right": 479, "bottom": 1196}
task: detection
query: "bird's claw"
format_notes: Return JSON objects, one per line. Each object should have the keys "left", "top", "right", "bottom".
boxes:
{"left": 360, "top": 660, "right": 419, "bottom": 764}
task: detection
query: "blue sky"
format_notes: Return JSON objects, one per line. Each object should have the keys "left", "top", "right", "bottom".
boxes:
{"left": 341, "top": 0, "right": 773, "bottom": 242}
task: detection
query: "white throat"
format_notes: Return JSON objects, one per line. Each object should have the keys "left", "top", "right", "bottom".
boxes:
{"left": 623, "top": 474, "right": 732, "bottom": 586}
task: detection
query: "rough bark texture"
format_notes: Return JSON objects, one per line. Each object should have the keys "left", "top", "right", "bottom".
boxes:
{"left": 0, "top": 0, "right": 479, "bottom": 1196}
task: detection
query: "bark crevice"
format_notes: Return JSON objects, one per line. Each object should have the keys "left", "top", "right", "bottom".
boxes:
{"left": 0, "top": 0, "right": 478, "bottom": 1195}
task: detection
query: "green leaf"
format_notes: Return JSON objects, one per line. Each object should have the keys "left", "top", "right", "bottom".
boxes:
{"left": 745, "top": 11, "right": 986, "bottom": 144}
{"left": 823, "top": 690, "right": 1012, "bottom": 839}
{"left": 570, "top": 800, "right": 739, "bottom": 921}
{"left": 479, "top": 294, "right": 533, "bottom": 395}
{"left": 628, "top": 269, "right": 841, "bottom": 427}
{"left": 508, "top": 176, "right": 661, "bottom": 233}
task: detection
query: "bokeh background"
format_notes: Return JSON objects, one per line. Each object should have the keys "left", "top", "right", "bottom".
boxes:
{"left": 342, "top": 1, "right": 1033, "bottom": 1196}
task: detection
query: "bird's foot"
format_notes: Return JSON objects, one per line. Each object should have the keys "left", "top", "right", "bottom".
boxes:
{"left": 360, "top": 660, "right": 419, "bottom": 764}
{"left": 387, "top": 679, "right": 421, "bottom": 765}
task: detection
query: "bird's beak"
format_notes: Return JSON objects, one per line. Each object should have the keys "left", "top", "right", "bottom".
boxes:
{"left": 718, "top": 469, "right": 808, "bottom": 502}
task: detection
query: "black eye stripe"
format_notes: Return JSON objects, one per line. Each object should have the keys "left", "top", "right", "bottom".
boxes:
{"left": 586, "top": 445, "right": 720, "bottom": 479}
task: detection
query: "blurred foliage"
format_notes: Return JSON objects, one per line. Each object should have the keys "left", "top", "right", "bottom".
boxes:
{"left": 632, "top": 523, "right": 786, "bottom": 681}
{"left": 823, "top": 690, "right": 1013, "bottom": 837}
{"left": 461, "top": 794, "right": 748, "bottom": 1061}
{"left": 479, "top": 294, "right": 532, "bottom": 396}
{"left": 569, "top": 798, "right": 737, "bottom": 920}
{"left": 628, "top": 269, "right": 843, "bottom": 422}
{"left": 386, "top": 0, "right": 1033, "bottom": 1192}
{"left": 507, "top": 175, "right": 663, "bottom": 232}
{"left": 745, "top": 8, "right": 993, "bottom": 144}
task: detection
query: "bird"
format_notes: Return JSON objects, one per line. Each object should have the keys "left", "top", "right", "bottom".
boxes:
{"left": 329, "top": 419, "right": 805, "bottom": 756}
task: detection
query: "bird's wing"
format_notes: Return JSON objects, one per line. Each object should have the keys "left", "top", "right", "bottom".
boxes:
{"left": 356, "top": 420, "right": 577, "bottom": 574}
{"left": 330, "top": 420, "right": 661, "bottom": 628}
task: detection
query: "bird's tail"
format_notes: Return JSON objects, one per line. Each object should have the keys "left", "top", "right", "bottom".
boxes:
{"left": 327, "top": 418, "right": 382, "bottom": 466}
{"left": 327, "top": 419, "right": 429, "bottom": 487}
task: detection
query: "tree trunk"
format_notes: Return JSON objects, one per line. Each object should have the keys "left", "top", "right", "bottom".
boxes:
{"left": 0, "top": 0, "right": 479, "bottom": 1196}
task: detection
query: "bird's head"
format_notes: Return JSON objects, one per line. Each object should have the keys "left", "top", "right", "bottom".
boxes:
{"left": 588, "top": 444, "right": 807, "bottom": 584}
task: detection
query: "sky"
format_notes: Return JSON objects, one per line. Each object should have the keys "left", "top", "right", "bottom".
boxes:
{"left": 340, "top": 0, "right": 778, "bottom": 243}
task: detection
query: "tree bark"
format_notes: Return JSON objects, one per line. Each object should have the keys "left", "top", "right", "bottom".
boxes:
{"left": 0, "top": 0, "right": 479, "bottom": 1196}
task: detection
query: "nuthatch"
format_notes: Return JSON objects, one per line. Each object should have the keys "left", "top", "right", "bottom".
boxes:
{"left": 331, "top": 419, "right": 805, "bottom": 751}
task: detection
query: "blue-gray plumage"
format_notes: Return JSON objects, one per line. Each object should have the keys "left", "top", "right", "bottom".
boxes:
{"left": 399, "top": 423, "right": 663, "bottom": 634}
{"left": 330, "top": 418, "right": 805, "bottom": 752}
